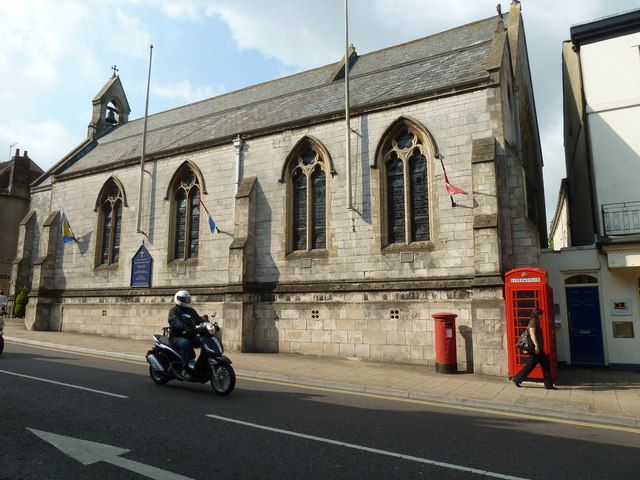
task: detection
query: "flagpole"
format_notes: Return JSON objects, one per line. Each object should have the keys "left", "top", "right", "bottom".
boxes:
{"left": 137, "top": 44, "right": 153, "bottom": 235}
{"left": 199, "top": 197, "right": 219, "bottom": 233}
{"left": 437, "top": 154, "right": 456, "bottom": 208}
{"left": 344, "top": 0, "right": 353, "bottom": 211}
{"left": 199, "top": 196, "right": 212, "bottom": 218}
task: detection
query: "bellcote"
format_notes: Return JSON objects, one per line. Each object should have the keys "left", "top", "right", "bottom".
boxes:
{"left": 87, "top": 72, "right": 131, "bottom": 140}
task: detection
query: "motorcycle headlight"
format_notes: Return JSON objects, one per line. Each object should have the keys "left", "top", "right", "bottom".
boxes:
{"left": 204, "top": 322, "right": 216, "bottom": 334}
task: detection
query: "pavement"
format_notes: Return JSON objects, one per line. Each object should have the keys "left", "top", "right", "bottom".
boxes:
{"left": 3, "top": 319, "right": 640, "bottom": 429}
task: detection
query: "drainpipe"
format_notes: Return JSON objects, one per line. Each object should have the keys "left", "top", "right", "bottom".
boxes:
{"left": 233, "top": 135, "right": 244, "bottom": 195}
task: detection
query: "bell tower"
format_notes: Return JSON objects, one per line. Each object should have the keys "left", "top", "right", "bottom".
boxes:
{"left": 88, "top": 66, "right": 131, "bottom": 139}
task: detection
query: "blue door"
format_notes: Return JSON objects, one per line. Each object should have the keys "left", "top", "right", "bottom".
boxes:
{"left": 566, "top": 287, "right": 604, "bottom": 365}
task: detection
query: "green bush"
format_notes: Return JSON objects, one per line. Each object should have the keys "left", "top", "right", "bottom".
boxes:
{"left": 13, "top": 286, "right": 30, "bottom": 318}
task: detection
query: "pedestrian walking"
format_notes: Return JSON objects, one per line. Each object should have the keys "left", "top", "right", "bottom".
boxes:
{"left": 513, "top": 307, "right": 557, "bottom": 390}
{"left": 0, "top": 290, "right": 7, "bottom": 317}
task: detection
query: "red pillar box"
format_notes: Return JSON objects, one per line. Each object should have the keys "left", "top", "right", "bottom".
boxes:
{"left": 432, "top": 312, "right": 458, "bottom": 374}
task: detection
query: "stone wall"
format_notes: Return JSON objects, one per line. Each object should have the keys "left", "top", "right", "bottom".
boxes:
{"left": 17, "top": 85, "right": 528, "bottom": 375}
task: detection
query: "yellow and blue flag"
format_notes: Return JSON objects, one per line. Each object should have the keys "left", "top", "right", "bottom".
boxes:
{"left": 61, "top": 210, "right": 76, "bottom": 244}
{"left": 207, "top": 215, "right": 217, "bottom": 233}
{"left": 199, "top": 197, "right": 219, "bottom": 233}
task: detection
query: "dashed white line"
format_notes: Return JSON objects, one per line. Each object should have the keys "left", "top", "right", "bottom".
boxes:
{"left": 0, "top": 369, "right": 129, "bottom": 398}
{"left": 206, "top": 414, "right": 529, "bottom": 479}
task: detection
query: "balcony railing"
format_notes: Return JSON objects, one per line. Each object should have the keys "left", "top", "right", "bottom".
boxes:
{"left": 602, "top": 201, "right": 640, "bottom": 236}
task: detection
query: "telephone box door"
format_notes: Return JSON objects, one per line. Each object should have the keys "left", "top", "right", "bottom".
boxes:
{"left": 505, "top": 268, "right": 558, "bottom": 381}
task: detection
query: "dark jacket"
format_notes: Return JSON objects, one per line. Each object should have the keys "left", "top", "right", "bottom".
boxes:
{"left": 168, "top": 305, "right": 205, "bottom": 339}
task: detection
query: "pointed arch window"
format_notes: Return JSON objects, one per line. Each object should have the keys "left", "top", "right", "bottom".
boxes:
{"left": 172, "top": 167, "right": 200, "bottom": 260}
{"left": 288, "top": 142, "right": 328, "bottom": 253}
{"left": 97, "top": 180, "right": 124, "bottom": 265}
{"left": 380, "top": 123, "right": 431, "bottom": 246}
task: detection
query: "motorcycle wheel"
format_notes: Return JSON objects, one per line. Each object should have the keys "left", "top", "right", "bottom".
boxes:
{"left": 210, "top": 364, "right": 235, "bottom": 395}
{"left": 0, "top": 336, "right": 4, "bottom": 356}
{"left": 149, "top": 365, "right": 169, "bottom": 385}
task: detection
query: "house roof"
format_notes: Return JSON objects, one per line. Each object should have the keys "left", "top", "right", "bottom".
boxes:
{"left": 53, "top": 13, "right": 506, "bottom": 180}
{"left": 571, "top": 8, "right": 640, "bottom": 46}
{"left": 0, "top": 156, "right": 44, "bottom": 191}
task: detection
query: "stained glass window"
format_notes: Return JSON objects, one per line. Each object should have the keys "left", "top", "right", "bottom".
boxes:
{"left": 175, "top": 190, "right": 187, "bottom": 260}
{"left": 189, "top": 190, "right": 200, "bottom": 258}
{"left": 171, "top": 166, "right": 201, "bottom": 260}
{"left": 112, "top": 202, "right": 122, "bottom": 263}
{"left": 409, "top": 150, "right": 429, "bottom": 241}
{"left": 387, "top": 154, "right": 405, "bottom": 244}
{"left": 382, "top": 124, "right": 430, "bottom": 246}
{"left": 311, "top": 167, "right": 326, "bottom": 249}
{"left": 293, "top": 169, "right": 307, "bottom": 251}
{"left": 98, "top": 179, "right": 123, "bottom": 265}
{"left": 396, "top": 130, "right": 415, "bottom": 150}
{"left": 101, "top": 204, "right": 112, "bottom": 264}
{"left": 289, "top": 142, "right": 327, "bottom": 252}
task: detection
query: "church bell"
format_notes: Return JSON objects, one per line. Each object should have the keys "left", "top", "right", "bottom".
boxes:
{"left": 105, "top": 106, "right": 118, "bottom": 125}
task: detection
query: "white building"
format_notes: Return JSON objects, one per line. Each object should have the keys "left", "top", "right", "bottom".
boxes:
{"left": 542, "top": 8, "right": 640, "bottom": 369}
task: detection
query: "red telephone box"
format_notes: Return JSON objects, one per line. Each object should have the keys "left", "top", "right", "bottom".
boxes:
{"left": 505, "top": 267, "right": 558, "bottom": 382}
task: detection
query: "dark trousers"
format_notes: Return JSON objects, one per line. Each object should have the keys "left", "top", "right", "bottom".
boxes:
{"left": 171, "top": 336, "right": 200, "bottom": 369}
{"left": 513, "top": 349, "right": 553, "bottom": 388}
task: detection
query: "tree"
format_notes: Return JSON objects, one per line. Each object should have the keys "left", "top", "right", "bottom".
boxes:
{"left": 13, "top": 286, "right": 30, "bottom": 318}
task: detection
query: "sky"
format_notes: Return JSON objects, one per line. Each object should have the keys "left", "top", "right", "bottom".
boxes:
{"left": 1, "top": 0, "right": 638, "bottom": 225}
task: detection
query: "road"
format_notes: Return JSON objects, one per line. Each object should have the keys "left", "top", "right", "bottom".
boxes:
{"left": 1, "top": 343, "right": 639, "bottom": 479}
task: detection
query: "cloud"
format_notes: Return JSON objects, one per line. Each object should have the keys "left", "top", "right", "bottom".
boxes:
{"left": 3, "top": 0, "right": 638, "bottom": 211}
{"left": 0, "top": 0, "right": 157, "bottom": 170}
{"left": 152, "top": 80, "right": 225, "bottom": 103}
{"left": 0, "top": 119, "right": 77, "bottom": 168}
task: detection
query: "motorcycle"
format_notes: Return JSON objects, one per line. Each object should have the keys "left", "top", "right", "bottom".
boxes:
{"left": 145, "top": 317, "right": 235, "bottom": 395}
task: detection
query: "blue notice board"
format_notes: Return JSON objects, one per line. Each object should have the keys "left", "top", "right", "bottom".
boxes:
{"left": 131, "top": 244, "right": 153, "bottom": 288}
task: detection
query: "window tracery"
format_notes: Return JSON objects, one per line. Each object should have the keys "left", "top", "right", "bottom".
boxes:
{"left": 172, "top": 167, "right": 200, "bottom": 260}
{"left": 288, "top": 142, "right": 328, "bottom": 253}
{"left": 380, "top": 124, "right": 431, "bottom": 246}
{"left": 97, "top": 180, "right": 123, "bottom": 265}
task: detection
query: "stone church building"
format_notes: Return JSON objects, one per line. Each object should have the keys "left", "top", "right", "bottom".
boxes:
{"left": 12, "top": 2, "right": 546, "bottom": 376}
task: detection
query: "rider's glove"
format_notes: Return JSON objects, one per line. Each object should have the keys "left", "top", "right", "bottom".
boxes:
{"left": 183, "top": 327, "right": 195, "bottom": 337}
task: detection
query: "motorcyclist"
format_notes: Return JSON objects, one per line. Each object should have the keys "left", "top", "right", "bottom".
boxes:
{"left": 168, "top": 290, "right": 208, "bottom": 380}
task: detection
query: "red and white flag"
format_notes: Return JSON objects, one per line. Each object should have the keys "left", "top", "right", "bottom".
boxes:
{"left": 438, "top": 154, "right": 468, "bottom": 196}
{"left": 444, "top": 177, "right": 468, "bottom": 196}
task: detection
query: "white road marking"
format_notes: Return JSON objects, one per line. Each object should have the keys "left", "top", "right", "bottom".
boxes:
{"left": 0, "top": 369, "right": 128, "bottom": 398}
{"left": 206, "top": 414, "right": 529, "bottom": 480}
{"left": 27, "top": 428, "right": 192, "bottom": 480}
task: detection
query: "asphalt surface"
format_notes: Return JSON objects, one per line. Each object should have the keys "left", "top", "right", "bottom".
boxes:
{"left": 1, "top": 343, "right": 639, "bottom": 480}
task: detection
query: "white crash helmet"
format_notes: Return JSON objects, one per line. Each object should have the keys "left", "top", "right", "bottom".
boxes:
{"left": 174, "top": 290, "right": 191, "bottom": 307}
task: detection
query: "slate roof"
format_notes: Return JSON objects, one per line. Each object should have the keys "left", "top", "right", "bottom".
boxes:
{"left": 59, "top": 13, "right": 505, "bottom": 178}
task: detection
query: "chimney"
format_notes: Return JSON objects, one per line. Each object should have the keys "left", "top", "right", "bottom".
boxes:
{"left": 9, "top": 149, "right": 31, "bottom": 198}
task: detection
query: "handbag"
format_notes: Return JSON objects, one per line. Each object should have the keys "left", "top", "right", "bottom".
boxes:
{"left": 516, "top": 329, "right": 534, "bottom": 352}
